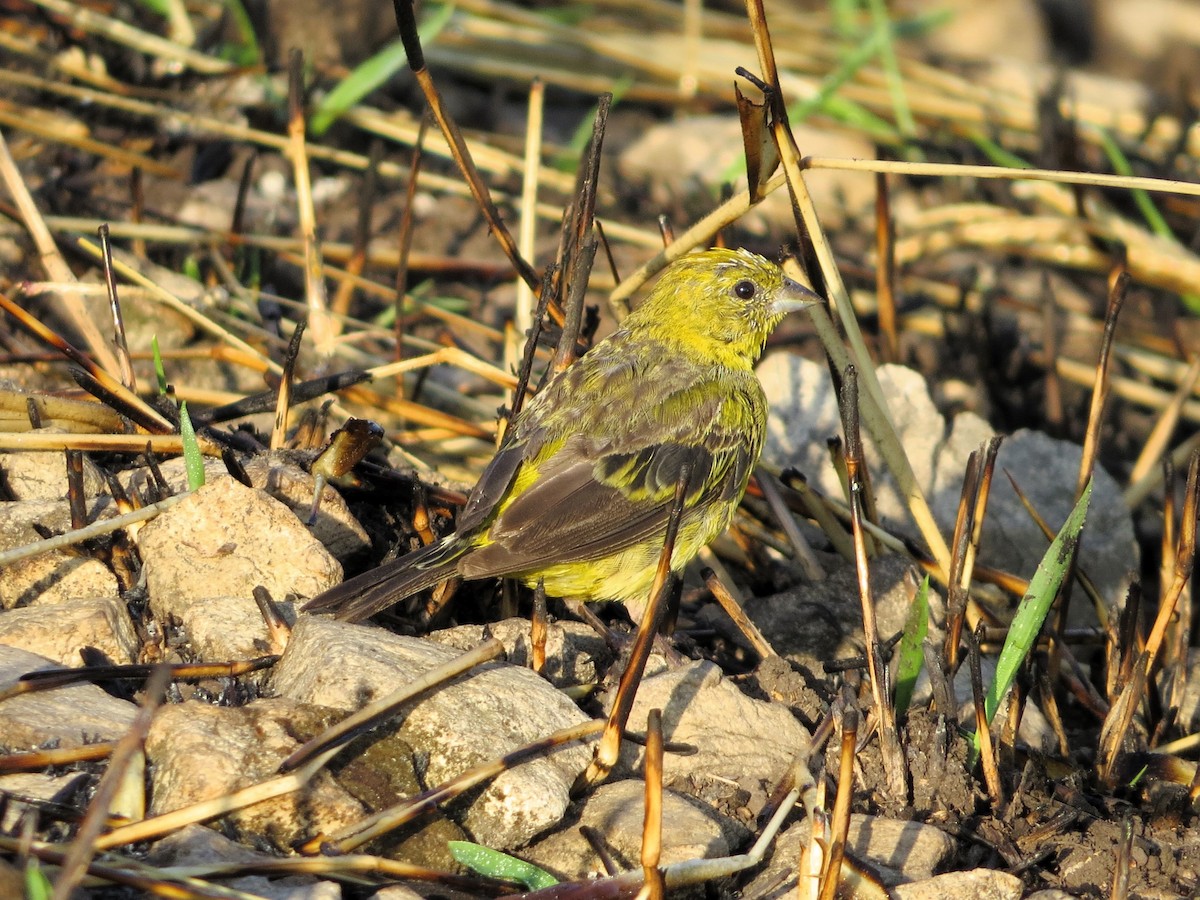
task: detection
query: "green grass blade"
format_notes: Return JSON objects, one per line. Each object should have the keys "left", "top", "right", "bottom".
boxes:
{"left": 965, "top": 131, "right": 1032, "bottom": 169}
{"left": 309, "top": 3, "right": 456, "bottom": 136}
{"left": 24, "top": 859, "right": 52, "bottom": 900}
{"left": 864, "top": 0, "right": 915, "bottom": 136}
{"left": 151, "top": 335, "right": 169, "bottom": 396}
{"left": 219, "top": 0, "right": 262, "bottom": 66}
{"left": 179, "top": 401, "right": 206, "bottom": 491}
{"left": 983, "top": 479, "right": 1092, "bottom": 726}
{"left": 448, "top": 841, "right": 557, "bottom": 890}
{"left": 1095, "top": 129, "right": 1200, "bottom": 311}
{"left": 1097, "top": 129, "right": 1172, "bottom": 239}
{"left": 894, "top": 574, "right": 930, "bottom": 715}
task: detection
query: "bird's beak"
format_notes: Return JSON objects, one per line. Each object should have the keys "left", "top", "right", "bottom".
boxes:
{"left": 770, "top": 276, "right": 823, "bottom": 316}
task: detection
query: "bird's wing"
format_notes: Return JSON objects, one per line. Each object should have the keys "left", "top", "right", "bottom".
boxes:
{"left": 458, "top": 373, "right": 761, "bottom": 578}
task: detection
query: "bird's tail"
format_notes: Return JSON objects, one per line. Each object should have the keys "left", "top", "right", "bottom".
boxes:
{"left": 301, "top": 538, "right": 464, "bottom": 623}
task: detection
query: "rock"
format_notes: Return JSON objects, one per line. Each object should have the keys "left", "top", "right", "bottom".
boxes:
{"left": 272, "top": 617, "right": 592, "bottom": 849}
{"left": 370, "top": 885, "right": 477, "bottom": 900}
{"left": 146, "top": 826, "right": 343, "bottom": 900}
{"left": 241, "top": 455, "right": 370, "bottom": 561}
{"left": 145, "top": 699, "right": 365, "bottom": 851}
{"left": 261, "top": 0, "right": 397, "bottom": 68}
{"left": 747, "top": 813, "right": 957, "bottom": 893}
{"left": 0, "top": 645, "right": 137, "bottom": 749}
{"left": 122, "top": 455, "right": 369, "bottom": 562}
{"left": 615, "top": 660, "right": 810, "bottom": 823}
{"left": 1175, "top": 649, "right": 1200, "bottom": 733}
{"left": 172, "top": 594, "right": 293, "bottom": 662}
{"left": 892, "top": 868, "right": 1023, "bottom": 900}
{"left": 0, "top": 595, "right": 138, "bottom": 665}
{"left": 761, "top": 357, "right": 1137, "bottom": 623}
{"left": 743, "top": 554, "right": 928, "bottom": 673}
{"left": 0, "top": 497, "right": 120, "bottom": 610}
{"left": 618, "top": 116, "right": 876, "bottom": 234}
{"left": 0, "top": 440, "right": 105, "bottom": 500}
{"left": 137, "top": 477, "right": 342, "bottom": 621}
{"left": 0, "top": 498, "right": 92, "bottom": 547}
{"left": 0, "top": 550, "right": 119, "bottom": 610}
{"left": 761, "top": 357, "right": 941, "bottom": 529}
{"left": 913, "top": 0, "right": 1048, "bottom": 64}
{"left": 525, "top": 779, "right": 731, "bottom": 880}
{"left": 429, "top": 618, "right": 608, "bottom": 688}
{"left": 958, "top": 429, "right": 1136, "bottom": 617}
{"left": 0, "top": 772, "right": 88, "bottom": 831}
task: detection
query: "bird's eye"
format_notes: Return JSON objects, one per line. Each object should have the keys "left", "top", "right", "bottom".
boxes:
{"left": 734, "top": 280, "right": 756, "bottom": 300}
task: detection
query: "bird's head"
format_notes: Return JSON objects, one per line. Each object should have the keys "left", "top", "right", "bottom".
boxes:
{"left": 630, "top": 248, "right": 822, "bottom": 365}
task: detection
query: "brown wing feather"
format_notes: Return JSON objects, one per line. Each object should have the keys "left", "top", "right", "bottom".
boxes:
{"left": 458, "top": 376, "right": 757, "bottom": 579}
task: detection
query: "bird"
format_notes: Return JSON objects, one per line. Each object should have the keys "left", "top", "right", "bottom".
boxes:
{"left": 302, "top": 248, "right": 821, "bottom": 623}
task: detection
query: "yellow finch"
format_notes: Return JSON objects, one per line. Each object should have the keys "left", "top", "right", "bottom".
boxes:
{"left": 303, "top": 248, "right": 820, "bottom": 622}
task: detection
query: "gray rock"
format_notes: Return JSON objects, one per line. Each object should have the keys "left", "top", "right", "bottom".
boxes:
{"left": 272, "top": 616, "right": 592, "bottom": 849}
{"left": 761, "top": 357, "right": 1137, "bottom": 622}
{"left": 147, "top": 825, "right": 343, "bottom": 900}
{"left": 892, "top": 868, "right": 1023, "bottom": 900}
{"left": 429, "top": 618, "right": 608, "bottom": 688}
{"left": 747, "top": 813, "right": 956, "bottom": 893}
{"left": 964, "top": 429, "right": 1136, "bottom": 617}
{"left": 138, "top": 477, "right": 342, "bottom": 618}
{"left": 123, "top": 455, "right": 369, "bottom": 562}
{"left": 762, "top": 357, "right": 943, "bottom": 528}
{"left": 145, "top": 699, "right": 365, "bottom": 851}
{"left": 743, "top": 554, "right": 928, "bottom": 672}
{"left": 0, "top": 595, "right": 139, "bottom": 665}
{"left": 525, "top": 779, "right": 730, "bottom": 880}
{"left": 616, "top": 660, "right": 810, "bottom": 822}
{"left": 0, "top": 644, "right": 137, "bottom": 749}
{"left": 1174, "top": 649, "right": 1200, "bottom": 733}
{"left": 0, "top": 439, "right": 105, "bottom": 500}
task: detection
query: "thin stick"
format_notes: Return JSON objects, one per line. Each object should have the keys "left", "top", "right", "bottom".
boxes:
{"left": 1128, "top": 355, "right": 1200, "bottom": 488}
{"left": 581, "top": 463, "right": 692, "bottom": 788}
{"left": 873, "top": 172, "right": 899, "bottom": 363}
{"left": 286, "top": 51, "right": 336, "bottom": 361}
{"left": 756, "top": 470, "right": 826, "bottom": 580}
{"left": 391, "top": 0, "right": 540, "bottom": 292}
{"left": 270, "top": 319, "right": 306, "bottom": 451}
{"left": 0, "top": 491, "right": 191, "bottom": 569}
{"left": 98, "top": 225, "right": 137, "bottom": 391}
{"left": 51, "top": 665, "right": 171, "bottom": 900}
{"left": 516, "top": 79, "right": 545, "bottom": 341}
{"left": 968, "top": 627, "right": 1003, "bottom": 807}
{"left": 806, "top": 155, "right": 1200, "bottom": 198}
{"left": 394, "top": 113, "right": 429, "bottom": 365}
{"left": 840, "top": 366, "right": 906, "bottom": 800}
{"left": 702, "top": 567, "right": 776, "bottom": 660}
{"left": 0, "top": 127, "right": 120, "bottom": 375}
{"left": 818, "top": 702, "right": 857, "bottom": 900}
{"left": 640, "top": 708, "right": 665, "bottom": 900}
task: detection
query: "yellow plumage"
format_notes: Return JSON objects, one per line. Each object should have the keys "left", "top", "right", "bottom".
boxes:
{"left": 303, "top": 248, "right": 819, "bottom": 622}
